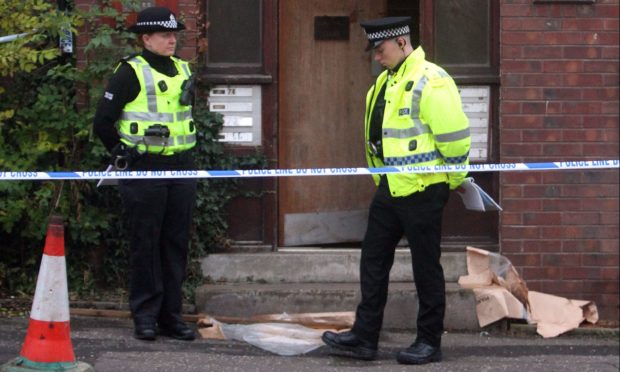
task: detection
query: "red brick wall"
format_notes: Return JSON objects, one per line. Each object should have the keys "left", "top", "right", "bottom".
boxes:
{"left": 500, "top": 0, "right": 619, "bottom": 319}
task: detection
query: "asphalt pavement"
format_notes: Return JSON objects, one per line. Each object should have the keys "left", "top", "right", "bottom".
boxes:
{"left": 0, "top": 316, "right": 618, "bottom": 372}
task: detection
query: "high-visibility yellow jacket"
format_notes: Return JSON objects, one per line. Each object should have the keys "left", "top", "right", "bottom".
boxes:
{"left": 365, "top": 47, "right": 470, "bottom": 197}
{"left": 117, "top": 55, "right": 195, "bottom": 155}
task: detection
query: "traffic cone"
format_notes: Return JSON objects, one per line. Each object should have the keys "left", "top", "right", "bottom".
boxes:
{"left": 1, "top": 215, "right": 94, "bottom": 372}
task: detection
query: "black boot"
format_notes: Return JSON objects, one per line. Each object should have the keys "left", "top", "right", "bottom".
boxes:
{"left": 321, "top": 331, "right": 377, "bottom": 360}
{"left": 134, "top": 324, "right": 157, "bottom": 341}
{"left": 158, "top": 321, "right": 196, "bottom": 341}
{"left": 396, "top": 340, "right": 442, "bottom": 365}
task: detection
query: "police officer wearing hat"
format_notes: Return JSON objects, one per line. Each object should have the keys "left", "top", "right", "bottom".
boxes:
{"left": 322, "top": 17, "right": 471, "bottom": 365}
{"left": 93, "top": 6, "right": 197, "bottom": 341}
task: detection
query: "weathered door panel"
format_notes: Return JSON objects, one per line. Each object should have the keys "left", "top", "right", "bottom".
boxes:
{"left": 278, "top": 0, "right": 386, "bottom": 246}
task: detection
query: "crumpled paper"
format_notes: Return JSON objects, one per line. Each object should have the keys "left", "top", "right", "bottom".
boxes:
{"left": 197, "top": 312, "right": 354, "bottom": 355}
{"left": 458, "top": 247, "right": 598, "bottom": 338}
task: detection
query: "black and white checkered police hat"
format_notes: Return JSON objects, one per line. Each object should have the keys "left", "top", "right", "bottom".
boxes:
{"left": 360, "top": 16, "right": 411, "bottom": 51}
{"left": 128, "top": 6, "right": 185, "bottom": 34}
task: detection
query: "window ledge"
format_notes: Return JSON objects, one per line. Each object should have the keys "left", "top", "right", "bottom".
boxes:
{"left": 202, "top": 74, "right": 273, "bottom": 85}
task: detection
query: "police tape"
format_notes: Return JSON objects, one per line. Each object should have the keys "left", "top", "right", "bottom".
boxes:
{"left": 1, "top": 160, "right": 618, "bottom": 181}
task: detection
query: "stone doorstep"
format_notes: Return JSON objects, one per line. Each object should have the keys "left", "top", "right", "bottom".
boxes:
{"left": 195, "top": 282, "right": 480, "bottom": 331}
{"left": 201, "top": 250, "right": 468, "bottom": 284}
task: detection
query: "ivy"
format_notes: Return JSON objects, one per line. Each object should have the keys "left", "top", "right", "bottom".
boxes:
{"left": 0, "top": 0, "right": 266, "bottom": 302}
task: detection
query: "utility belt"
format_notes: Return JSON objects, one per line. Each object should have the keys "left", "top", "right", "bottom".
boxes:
{"left": 130, "top": 149, "right": 195, "bottom": 171}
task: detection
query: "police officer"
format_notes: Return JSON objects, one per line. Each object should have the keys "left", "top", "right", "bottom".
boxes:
{"left": 93, "top": 6, "right": 197, "bottom": 341}
{"left": 322, "top": 17, "right": 471, "bottom": 365}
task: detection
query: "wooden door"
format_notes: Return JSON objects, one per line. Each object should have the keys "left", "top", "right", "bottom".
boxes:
{"left": 278, "top": 0, "right": 386, "bottom": 246}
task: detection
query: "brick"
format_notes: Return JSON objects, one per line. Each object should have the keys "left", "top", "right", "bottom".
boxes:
{"left": 540, "top": 280, "right": 583, "bottom": 294}
{"left": 601, "top": 212, "right": 620, "bottom": 225}
{"left": 563, "top": 129, "right": 617, "bottom": 142}
{"left": 583, "top": 115, "right": 619, "bottom": 128}
{"left": 522, "top": 239, "right": 563, "bottom": 253}
{"left": 583, "top": 143, "right": 620, "bottom": 157}
{"left": 502, "top": 172, "right": 542, "bottom": 185}
{"left": 563, "top": 46, "right": 602, "bottom": 59}
{"left": 523, "top": 46, "right": 563, "bottom": 59}
{"left": 524, "top": 212, "right": 562, "bottom": 225}
{"left": 502, "top": 185, "right": 523, "bottom": 198}
{"left": 523, "top": 185, "right": 561, "bottom": 198}
{"left": 501, "top": 143, "right": 543, "bottom": 156}
{"left": 534, "top": 4, "right": 563, "bottom": 17}
{"left": 542, "top": 199, "right": 582, "bottom": 212}
{"left": 523, "top": 74, "right": 563, "bottom": 87}
{"left": 603, "top": 73, "right": 620, "bottom": 86}
{"left": 561, "top": 212, "right": 600, "bottom": 225}
{"left": 581, "top": 87, "right": 619, "bottom": 100}
{"left": 562, "top": 19, "right": 605, "bottom": 31}
{"left": 501, "top": 225, "right": 540, "bottom": 239}
{"left": 542, "top": 143, "right": 583, "bottom": 157}
{"left": 522, "top": 267, "right": 562, "bottom": 280}
{"left": 501, "top": 130, "right": 523, "bottom": 143}
{"left": 543, "top": 115, "right": 582, "bottom": 128}
{"left": 506, "top": 253, "right": 541, "bottom": 267}
{"left": 583, "top": 226, "right": 620, "bottom": 239}
{"left": 503, "top": 18, "right": 553, "bottom": 31}
{"left": 502, "top": 73, "right": 523, "bottom": 87}
{"left": 600, "top": 240, "right": 620, "bottom": 253}
{"left": 543, "top": 60, "right": 584, "bottom": 73}
{"left": 583, "top": 61, "right": 619, "bottom": 73}
{"left": 501, "top": 212, "right": 522, "bottom": 225}
{"left": 583, "top": 281, "right": 619, "bottom": 294}
{"left": 502, "top": 115, "right": 544, "bottom": 128}
{"left": 581, "top": 199, "right": 620, "bottom": 212}
{"left": 582, "top": 253, "right": 619, "bottom": 267}
{"left": 503, "top": 199, "right": 543, "bottom": 212}
{"left": 582, "top": 171, "right": 619, "bottom": 184}
{"left": 522, "top": 129, "right": 562, "bottom": 142}
{"left": 502, "top": 32, "right": 545, "bottom": 45}
{"left": 596, "top": 32, "right": 620, "bottom": 45}
{"left": 502, "top": 45, "right": 523, "bottom": 59}
{"left": 542, "top": 253, "right": 581, "bottom": 267}
{"left": 564, "top": 74, "right": 603, "bottom": 86}
{"left": 542, "top": 88, "right": 581, "bottom": 100}
{"left": 502, "top": 240, "right": 523, "bottom": 253}
{"left": 563, "top": 240, "right": 601, "bottom": 253}
{"left": 522, "top": 102, "right": 547, "bottom": 114}
{"left": 542, "top": 172, "right": 581, "bottom": 184}
{"left": 503, "top": 60, "right": 543, "bottom": 73}
{"left": 602, "top": 46, "right": 619, "bottom": 59}
{"left": 562, "top": 267, "right": 602, "bottom": 280}
{"left": 601, "top": 268, "right": 620, "bottom": 280}
{"left": 602, "top": 101, "right": 620, "bottom": 114}
{"left": 500, "top": 101, "right": 521, "bottom": 114}
{"left": 543, "top": 32, "right": 597, "bottom": 45}
{"left": 502, "top": 4, "right": 534, "bottom": 17}
{"left": 542, "top": 226, "right": 592, "bottom": 239}
{"left": 563, "top": 101, "right": 603, "bottom": 114}
{"left": 604, "top": 18, "right": 619, "bottom": 31}
{"left": 503, "top": 88, "right": 543, "bottom": 100}
{"left": 562, "top": 184, "right": 620, "bottom": 198}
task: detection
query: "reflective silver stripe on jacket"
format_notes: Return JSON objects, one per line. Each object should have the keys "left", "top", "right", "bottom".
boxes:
{"left": 383, "top": 126, "right": 430, "bottom": 139}
{"left": 121, "top": 111, "right": 174, "bottom": 122}
{"left": 434, "top": 128, "right": 471, "bottom": 143}
{"left": 176, "top": 110, "right": 193, "bottom": 121}
{"left": 179, "top": 62, "right": 191, "bottom": 78}
{"left": 120, "top": 133, "right": 196, "bottom": 148}
{"left": 410, "top": 75, "right": 431, "bottom": 136}
{"left": 141, "top": 65, "right": 158, "bottom": 112}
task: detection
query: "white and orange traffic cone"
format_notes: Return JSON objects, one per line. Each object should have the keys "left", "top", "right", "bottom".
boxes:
{"left": 1, "top": 215, "right": 93, "bottom": 372}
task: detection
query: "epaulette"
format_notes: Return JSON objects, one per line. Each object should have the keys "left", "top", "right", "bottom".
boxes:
{"left": 120, "top": 52, "right": 141, "bottom": 63}
{"left": 424, "top": 65, "right": 449, "bottom": 88}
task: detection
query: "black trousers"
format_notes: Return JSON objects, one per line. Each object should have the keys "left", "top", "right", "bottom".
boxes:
{"left": 119, "top": 177, "right": 197, "bottom": 328}
{"left": 351, "top": 180, "right": 449, "bottom": 347}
